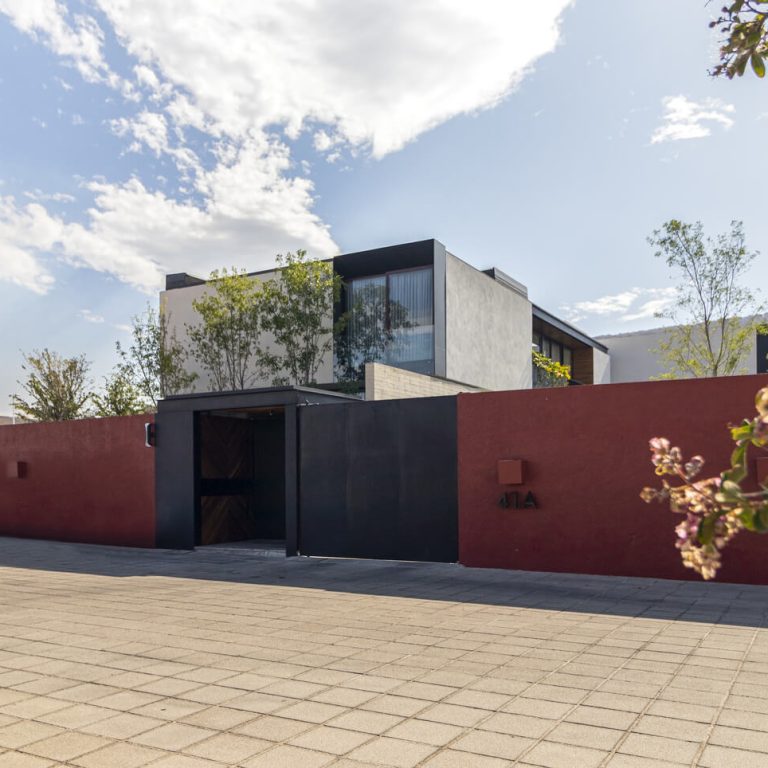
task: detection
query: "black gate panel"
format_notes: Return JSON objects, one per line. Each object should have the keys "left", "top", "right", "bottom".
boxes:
{"left": 299, "top": 397, "right": 458, "bottom": 562}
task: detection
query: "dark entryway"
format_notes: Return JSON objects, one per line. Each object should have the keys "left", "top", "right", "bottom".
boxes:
{"left": 198, "top": 409, "right": 285, "bottom": 545}
{"left": 298, "top": 396, "right": 458, "bottom": 562}
{"left": 155, "top": 386, "right": 356, "bottom": 551}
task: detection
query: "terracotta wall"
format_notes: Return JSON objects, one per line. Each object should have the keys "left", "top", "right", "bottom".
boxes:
{"left": 458, "top": 375, "right": 768, "bottom": 584}
{"left": 0, "top": 414, "right": 156, "bottom": 547}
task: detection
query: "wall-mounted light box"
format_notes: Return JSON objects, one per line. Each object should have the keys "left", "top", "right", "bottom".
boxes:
{"left": 6, "top": 461, "right": 27, "bottom": 479}
{"left": 497, "top": 459, "right": 524, "bottom": 485}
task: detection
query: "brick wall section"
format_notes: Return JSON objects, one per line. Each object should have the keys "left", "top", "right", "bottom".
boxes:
{"left": 458, "top": 374, "right": 768, "bottom": 585}
{"left": 0, "top": 414, "right": 156, "bottom": 547}
{"left": 365, "top": 362, "right": 484, "bottom": 400}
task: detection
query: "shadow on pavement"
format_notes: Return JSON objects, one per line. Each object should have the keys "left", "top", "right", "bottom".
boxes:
{"left": 1, "top": 536, "right": 766, "bottom": 629}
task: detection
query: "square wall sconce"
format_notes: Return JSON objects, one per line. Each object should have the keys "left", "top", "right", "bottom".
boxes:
{"left": 497, "top": 459, "right": 524, "bottom": 485}
{"left": 6, "top": 461, "right": 27, "bottom": 479}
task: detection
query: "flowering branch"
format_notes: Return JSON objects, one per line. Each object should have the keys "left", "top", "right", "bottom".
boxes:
{"left": 640, "top": 387, "right": 768, "bottom": 579}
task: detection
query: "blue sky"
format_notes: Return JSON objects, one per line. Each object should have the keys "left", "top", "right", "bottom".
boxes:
{"left": 0, "top": 0, "right": 766, "bottom": 411}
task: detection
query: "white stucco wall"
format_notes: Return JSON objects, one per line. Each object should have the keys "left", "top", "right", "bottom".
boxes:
{"left": 445, "top": 253, "right": 532, "bottom": 391}
{"left": 593, "top": 348, "right": 611, "bottom": 384}
{"left": 597, "top": 325, "right": 759, "bottom": 383}
{"left": 161, "top": 270, "right": 334, "bottom": 391}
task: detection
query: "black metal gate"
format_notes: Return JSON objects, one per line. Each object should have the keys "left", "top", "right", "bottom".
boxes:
{"left": 298, "top": 396, "right": 458, "bottom": 562}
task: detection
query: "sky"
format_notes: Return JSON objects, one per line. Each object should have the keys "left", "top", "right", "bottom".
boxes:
{"left": 0, "top": 0, "right": 767, "bottom": 412}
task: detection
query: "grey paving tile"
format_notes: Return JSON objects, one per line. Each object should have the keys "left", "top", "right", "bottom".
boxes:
{"left": 0, "top": 539, "right": 767, "bottom": 768}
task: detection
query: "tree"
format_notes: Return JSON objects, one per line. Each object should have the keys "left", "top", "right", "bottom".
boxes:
{"left": 649, "top": 220, "right": 766, "bottom": 379}
{"left": 92, "top": 371, "right": 147, "bottom": 417}
{"left": 261, "top": 251, "right": 342, "bottom": 386}
{"left": 11, "top": 349, "right": 91, "bottom": 421}
{"left": 187, "top": 268, "right": 264, "bottom": 391}
{"left": 710, "top": 1, "right": 768, "bottom": 78}
{"left": 117, "top": 302, "right": 196, "bottom": 409}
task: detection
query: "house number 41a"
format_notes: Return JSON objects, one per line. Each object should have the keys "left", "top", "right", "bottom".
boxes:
{"left": 498, "top": 491, "right": 538, "bottom": 509}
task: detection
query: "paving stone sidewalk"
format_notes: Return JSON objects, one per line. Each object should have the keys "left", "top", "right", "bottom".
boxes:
{"left": 0, "top": 537, "right": 766, "bottom": 767}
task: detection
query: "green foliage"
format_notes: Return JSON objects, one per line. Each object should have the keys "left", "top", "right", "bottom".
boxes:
{"left": 11, "top": 349, "right": 92, "bottom": 422}
{"left": 261, "top": 251, "right": 342, "bottom": 386}
{"left": 649, "top": 220, "right": 765, "bottom": 379}
{"left": 92, "top": 371, "right": 147, "bottom": 417}
{"left": 641, "top": 387, "right": 768, "bottom": 579}
{"left": 710, "top": 1, "right": 768, "bottom": 78}
{"left": 187, "top": 269, "right": 264, "bottom": 391}
{"left": 117, "top": 302, "right": 196, "bottom": 408}
{"left": 532, "top": 350, "right": 571, "bottom": 388}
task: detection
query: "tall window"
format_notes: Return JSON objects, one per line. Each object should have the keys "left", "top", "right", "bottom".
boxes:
{"left": 340, "top": 266, "right": 434, "bottom": 377}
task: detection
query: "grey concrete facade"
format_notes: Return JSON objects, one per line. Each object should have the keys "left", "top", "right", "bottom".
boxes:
{"left": 445, "top": 252, "right": 533, "bottom": 392}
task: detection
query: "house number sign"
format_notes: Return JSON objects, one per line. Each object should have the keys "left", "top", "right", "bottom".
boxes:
{"left": 496, "top": 458, "right": 539, "bottom": 509}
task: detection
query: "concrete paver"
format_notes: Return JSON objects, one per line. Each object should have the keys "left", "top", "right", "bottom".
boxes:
{"left": 0, "top": 537, "right": 766, "bottom": 766}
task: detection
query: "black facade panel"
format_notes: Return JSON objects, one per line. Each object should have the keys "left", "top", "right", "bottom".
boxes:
{"left": 299, "top": 397, "right": 458, "bottom": 562}
{"left": 758, "top": 333, "right": 768, "bottom": 374}
{"left": 155, "top": 410, "right": 197, "bottom": 549}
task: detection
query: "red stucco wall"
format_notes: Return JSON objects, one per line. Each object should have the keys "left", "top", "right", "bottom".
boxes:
{"left": 0, "top": 414, "right": 155, "bottom": 547}
{"left": 458, "top": 375, "right": 768, "bottom": 584}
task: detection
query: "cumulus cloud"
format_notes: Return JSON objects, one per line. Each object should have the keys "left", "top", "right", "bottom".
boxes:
{"left": 0, "top": 0, "right": 115, "bottom": 86}
{"left": 96, "top": 0, "right": 573, "bottom": 158}
{"left": 0, "top": 0, "right": 574, "bottom": 293}
{"left": 562, "top": 287, "right": 678, "bottom": 324}
{"left": 651, "top": 95, "right": 735, "bottom": 144}
{"left": 0, "top": 197, "right": 57, "bottom": 293}
{"left": 0, "top": 137, "right": 337, "bottom": 293}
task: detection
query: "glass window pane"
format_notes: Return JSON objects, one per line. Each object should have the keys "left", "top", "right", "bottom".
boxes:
{"left": 386, "top": 268, "right": 434, "bottom": 367}
{"left": 563, "top": 347, "right": 572, "bottom": 369}
{"left": 346, "top": 275, "right": 387, "bottom": 367}
{"left": 388, "top": 268, "right": 433, "bottom": 327}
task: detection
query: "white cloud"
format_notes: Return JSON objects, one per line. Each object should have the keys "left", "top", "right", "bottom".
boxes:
{"left": 0, "top": 0, "right": 113, "bottom": 85}
{"left": 0, "top": 135, "right": 337, "bottom": 293}
{"left": 79, "top": 308, "right": 104, "bottom": 323}
{"left": 562, "top": 287, "right": 677, "bottom": 324}
{"left": 23, "top": 189, "right": 76, "bottom": 203}
{"left": 651, "top": 95, "right": 735, "bottom": 144}
{"left": 0, "top": 197, "right": 58, "bottom": 293}
{"left": 110, "top": 110, "right": 168, "bottom": 157}
{"left": 96, "top": 0, "right": 573, "bottom": 158}
{"left": 1, "top": 1, "right": 574, "bottom": 293}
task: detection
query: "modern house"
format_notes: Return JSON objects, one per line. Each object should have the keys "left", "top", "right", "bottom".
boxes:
{"left": 163, "top": 239, "right": 610, "bottom": 398}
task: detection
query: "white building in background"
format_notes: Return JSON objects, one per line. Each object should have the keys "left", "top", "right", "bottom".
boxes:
{"left": 596, "top": 319, "right": 768, "bottom": 383}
